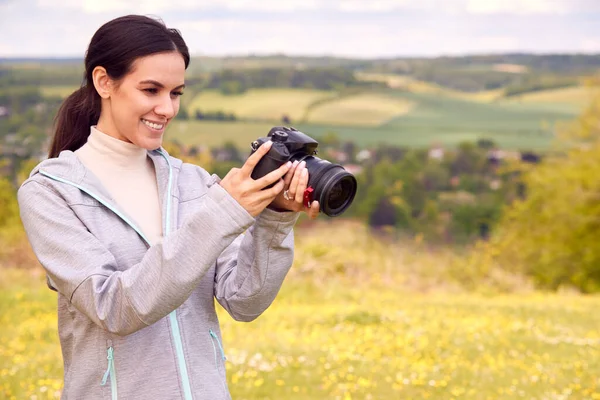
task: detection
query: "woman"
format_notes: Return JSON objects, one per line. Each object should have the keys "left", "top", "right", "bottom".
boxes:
{"left": 18, "top": 15, "right": 319, "bottom": 399}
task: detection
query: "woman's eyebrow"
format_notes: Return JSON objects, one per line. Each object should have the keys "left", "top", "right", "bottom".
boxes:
{"left": 139, "top": 80, "right": 185, "bottom": 90}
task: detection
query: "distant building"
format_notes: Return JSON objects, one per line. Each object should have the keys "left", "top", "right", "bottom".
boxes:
{"left": 487, "top": 148, "right": 504, "bottom": 167}
{"left": 356, "top": 149, "right": 372, "bottom": 163}
{"left": 328, "top": 149, "right": 348, "bottom": 163}
{"left": 428, "top": 146, "right": 445, "bottom": 160}
{"left": 489, "top": 180, "right": 502, "bottom": 191}
{"left": 521, "top": 151, "right": 541, "bottom": 164}
{"left": 342, "top": 164, "right": 363, "bottom": 175}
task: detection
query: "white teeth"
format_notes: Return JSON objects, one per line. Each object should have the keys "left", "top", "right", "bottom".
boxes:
{"left": 142, "top": 119, "right": 164, "bottom": 130}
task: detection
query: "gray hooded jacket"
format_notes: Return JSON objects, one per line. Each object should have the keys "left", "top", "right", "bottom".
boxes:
{"left": 17, "top": 148, "right": 299, "bottom": 399}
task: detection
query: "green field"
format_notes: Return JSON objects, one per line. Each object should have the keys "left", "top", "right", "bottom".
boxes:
{"left": 169, "top": 87, "right": 580, "bottom": 150}
{"left": 40, "top": 82, "right": 596, "bottom": 151}
{"left": 499, "top": 86, "right": 600, "bottom": 113}
{"left": 187, "top": 88, "right": 336, "bottom": 122}
{"left": 305, "top": 92, "right": 414, "bottom": 126}
{"left": 40, "top": 85, "right": 78, "bottom": 98}
{"left": 2, "top": 222, "right": 600, "bottom": 399}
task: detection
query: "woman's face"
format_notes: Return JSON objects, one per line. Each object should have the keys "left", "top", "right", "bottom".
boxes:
{"left": 97, "top": 51, "right": 186, "bottom": 150}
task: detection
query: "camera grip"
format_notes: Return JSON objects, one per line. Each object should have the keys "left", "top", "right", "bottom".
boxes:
{"left": 250, "top": 143, "right": 290, "bottom": 182}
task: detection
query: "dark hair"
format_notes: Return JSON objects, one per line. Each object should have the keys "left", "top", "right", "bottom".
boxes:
{"left": 49, "top": 15, "right": 190, "bottom": 158}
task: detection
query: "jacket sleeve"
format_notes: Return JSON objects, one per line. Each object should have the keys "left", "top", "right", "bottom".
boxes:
{"left": 18, "top": 179, "right": 255, "bottom": 336}
{"left": 214, "top": 208, "right": 299, "bottom": 322}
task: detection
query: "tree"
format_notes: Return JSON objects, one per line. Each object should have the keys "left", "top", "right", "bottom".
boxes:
{"left": 477, "top": 96, "right": 600, "bottom": 292}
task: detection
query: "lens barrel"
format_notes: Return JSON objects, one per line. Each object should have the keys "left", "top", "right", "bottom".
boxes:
{"left": 297, "top": 155, "right": 357, "bottom": 217}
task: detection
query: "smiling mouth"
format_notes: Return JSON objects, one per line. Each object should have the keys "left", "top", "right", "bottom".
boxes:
{"left": 141, "top": 118, "right": 165, "bottom": 130}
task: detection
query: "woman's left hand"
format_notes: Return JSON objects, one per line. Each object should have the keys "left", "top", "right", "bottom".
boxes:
{"left": 269, "top": 160, "right": 320, "bottom": 219}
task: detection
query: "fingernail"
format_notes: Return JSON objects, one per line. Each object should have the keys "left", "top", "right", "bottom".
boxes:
{"left": 292, "top": 160, "right": 299, "bottom": 167}
{"left": 265, "top": 140, "right": 273, "bottom": 147}
{"left": 300, "top": 161, "right": 306, "bottom": 168}
{"left": 301, "top": 168, "right": 308, "bottom": 176}
{"left": 286, "top": 161, "right": 292, "bottom": 168}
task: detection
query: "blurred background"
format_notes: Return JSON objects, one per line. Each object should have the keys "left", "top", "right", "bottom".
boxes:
{"left": 2, "top": 1, "right": 600, "bottom": 399}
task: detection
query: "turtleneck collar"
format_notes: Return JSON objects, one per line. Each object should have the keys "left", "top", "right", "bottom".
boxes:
{"left": 86, "top": 126, "right": 148, "bottom": 170}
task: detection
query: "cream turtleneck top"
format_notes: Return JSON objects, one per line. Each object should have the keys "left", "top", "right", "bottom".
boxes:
{"left": 75, "top": 126, "right": 163, "bottom": 244}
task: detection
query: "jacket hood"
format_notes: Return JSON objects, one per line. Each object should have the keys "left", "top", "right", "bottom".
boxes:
{"left": 30, "top": 148, "right": 177, "bottom": 180}
{"left": 25, "top": 148, "right": 180, "bottom": 209}
{"left": 29, "top": 151, "right": 87, "bottom": 183}
{"left": 30, "top": 146, "right": 179, "bottom": 186}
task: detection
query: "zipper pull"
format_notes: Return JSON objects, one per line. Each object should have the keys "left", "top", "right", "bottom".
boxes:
{"left": 209, "top": 329, "right": 227, "bottom": 361}
{"left": 101, "top": 343, "right": 114, "bottom": 385}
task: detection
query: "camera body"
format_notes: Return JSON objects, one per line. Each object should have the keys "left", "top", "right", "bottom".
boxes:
{"left": 250, "top": 126, "right": 357, "bottom": 217}
{"left": 250, "top": 126, "right": 318, "bottom": 181}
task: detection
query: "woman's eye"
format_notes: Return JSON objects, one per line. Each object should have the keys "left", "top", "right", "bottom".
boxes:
{"left": 144, "top": 88, "right": 158, "bottom": 94}
{"left": 172, "top": 91, "right": 184, "bottom": 97}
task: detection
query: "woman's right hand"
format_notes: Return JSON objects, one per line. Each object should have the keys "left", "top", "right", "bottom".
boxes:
{"left": 219, "top": 141, "right": 293, "bottom": 217}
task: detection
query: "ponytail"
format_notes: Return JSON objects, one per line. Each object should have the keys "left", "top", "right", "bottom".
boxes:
{"left": 49, "top": 85, "right": 100, "bottom": 158}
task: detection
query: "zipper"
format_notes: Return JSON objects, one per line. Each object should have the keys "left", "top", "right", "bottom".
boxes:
{"left": 209, "top": 329, "right": 227, "bottom": 363}
{"left": 40, "top": 149, "right": 194, "bottom": 400}
{"left": 101, "top": 340, "right": 118, "bottom": 400}
{"left": 158, "top": 151, "right": 194, "bottom": 400}
{"left": 209, "top": 329, "right": 230, "bottom": 397}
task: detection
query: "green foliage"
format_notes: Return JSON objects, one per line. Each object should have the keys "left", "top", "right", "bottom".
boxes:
{"left": 194, "top": 109, "right": 237, "bottom": 121}
{"left": 175, "top": 107, "right": 189, "bottom": 120}
{"left": 220, "top": 80, "right": 247, "bottom": 95}
{"left": 0, "top": 178, "right": 19, "bottom": 228}
{"left": 205, "top": 67, "right": 359, "bottom": 91}
{"left": 348, "top": 143, "right": 509, "bottom": 244}
{"left": 503, "top": 76, "right": 577, "bottom": 97}
{"left": 479, "top": 98, "right": 600, "bottom": 292}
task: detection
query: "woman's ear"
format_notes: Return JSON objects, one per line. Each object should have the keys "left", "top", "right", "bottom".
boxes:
{"left": 91, "top": 66, "right": 112, "bottom": 99}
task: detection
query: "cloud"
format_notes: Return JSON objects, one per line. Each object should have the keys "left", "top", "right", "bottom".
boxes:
{"left": 33, "top": 0, "right": 600, "bottom": 15}
{"left": 0, "top": 43, "right": 14, "bottom": 54}
{"left": 464, "top": 0, "right": 570, "bottom": 15}
{"left": 35, "top": 0, "right": 324, "bottom": 14}
{"left": 1, "top": 0, "right": 599, "bottom": 57}
{"left": 178, "top": 18, "right": 405, "bottom": 58}
{"left": 580, "top": 38, "right": 600, "bottom": 53}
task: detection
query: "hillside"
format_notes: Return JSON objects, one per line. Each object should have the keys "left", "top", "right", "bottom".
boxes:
{"left": 4, "top": 52, "right": 600, "bottom": 152}
{"left": 168, "top": 82, "right": 590, "bottom": 150}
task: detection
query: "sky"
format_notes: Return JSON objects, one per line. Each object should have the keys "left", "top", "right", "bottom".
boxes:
{"left": 1, "top": 0, "right": 600, "bottom": 58}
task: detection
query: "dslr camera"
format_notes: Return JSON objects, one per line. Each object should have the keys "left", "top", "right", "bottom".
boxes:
{"left": 250, "top": 126, "right": 357, "bottom": 217}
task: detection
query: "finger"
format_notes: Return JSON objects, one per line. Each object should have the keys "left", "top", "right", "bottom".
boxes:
{"left": 295, "top": 167, "right": 309, "bottom": 203}
{"left": 253, "top": 161, "right": 292, "bottom": 189}
{"left": 287, "top": 161, "right": 305, "bottom": 198}
{"left": 283, "top": 160, "right": 299, "bottom": 188}
{"left": 308, "top": 201, "right": 320, "bottom": 219}
{"left": 256, "top": 178, "right": 285, "bottom": 202}
{"left": 241, "top": 141, "right": 272, "bottom": 176}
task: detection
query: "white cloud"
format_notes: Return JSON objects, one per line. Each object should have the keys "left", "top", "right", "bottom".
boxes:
{"left": 337, "top": 0, "right": 412, "bottom": 12}
{"left": 465, "top": 0, "right": 570, "bottom": 15}
{"left": 580, "top": 38, "right": 600, "bottom": 53}
{"left": 33, "top": 0, "right": 589, "bottom": 15}
{"left": 179, "top": 19, "right": 403, "bottom": 58}
{"left": 36, "top": 0, "right": 324, "bottom": 13}
{"left": 0, "top": 0, "right": 597, "bottom": 57}
{"left": 0, "top": 43, "right": 14, "bottom": 54}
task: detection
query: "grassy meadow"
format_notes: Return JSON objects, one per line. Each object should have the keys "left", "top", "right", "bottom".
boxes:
{"left": 39, "top": 76, "right": 596, "bottom": 151}
{"left": 187, "top": 88, "right": 337, "bottom": 122}
{"left": 2, "top": 221, "right": 600, "bottom": 399}
{"left": 175, "top": 86, "right": 590, "bottom": 151}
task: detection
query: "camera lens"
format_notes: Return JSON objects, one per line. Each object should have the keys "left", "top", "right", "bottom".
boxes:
{"left": 300, "top": 156, "right": 357, "bottom": 217}
{"left": 326, "top": 175, "right": 355, "bottom": 211}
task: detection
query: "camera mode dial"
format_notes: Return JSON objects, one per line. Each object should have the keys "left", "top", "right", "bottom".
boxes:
{"left": 271, "top": 130, "right": 288, "bottom": 142}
